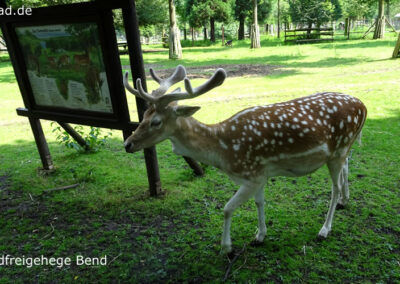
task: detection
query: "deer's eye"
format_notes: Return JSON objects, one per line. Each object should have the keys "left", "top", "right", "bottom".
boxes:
{"left": 150, "top": 117, "right": 162, "bottom": 129}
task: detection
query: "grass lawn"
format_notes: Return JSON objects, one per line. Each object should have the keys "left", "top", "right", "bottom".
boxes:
{"left": 0, "top": 35, "right": 399, "bottom": 283}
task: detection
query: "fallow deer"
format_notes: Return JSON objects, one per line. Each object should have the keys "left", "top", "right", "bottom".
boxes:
{"left": 123, "top": 65, "right": 367, "bottom": 253}
{"left": 73, "top": 53, "right": 90, "bottom": 66}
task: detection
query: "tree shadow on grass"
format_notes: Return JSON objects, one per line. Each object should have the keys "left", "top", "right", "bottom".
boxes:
{"left": 316, "top": 38, "right": 397, "bottom": 50}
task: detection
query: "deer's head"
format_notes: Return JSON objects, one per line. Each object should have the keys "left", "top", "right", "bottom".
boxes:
{"left": 123, "top": 65, "right": 226, "bottom": 153}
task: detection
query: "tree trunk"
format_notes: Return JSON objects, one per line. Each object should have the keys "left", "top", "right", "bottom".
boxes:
{"left": 277, "top": 0, "right": 281, "bottom": 38}
{"left": 373, "top": 0, "right": 385, "bottom": 39}
{"left": 306, "top": 22, "right": 312, "bottom": 38}
{"left": 191, "top": 27, "right": 194, "bottom": 45}
{"left": 250, "top": 0, "right": 260, "bottom": 48}
{"left": 210, "top": 18, "right": 215, "bottom": 42}
{"left": 203, "top": 26, "right": 207, "bottom": 40}
{"left": 238, "top": 16, "right": 245, "bottom": 40}
{"left": 168, "top": 0, "right": 182, "bottom": 59}
{"left": 183, "top": 27, "right": 187, "bottom": 40}
{"left": 386, "top": 0, "right": 390, "bottom": 19}
{"left": 221, "top": 24, "right": 225, "bottom": 46}
{"left": 344, "top": 17, "right": 350, "bottom": 38}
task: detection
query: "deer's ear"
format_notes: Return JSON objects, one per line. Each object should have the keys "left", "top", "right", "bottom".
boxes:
{"left": 173, "top": 105, "right": 201, "bottom": 117}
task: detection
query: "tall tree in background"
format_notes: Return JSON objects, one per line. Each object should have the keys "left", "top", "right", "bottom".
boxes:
{"left": 288, "top": 0, "right": 338, "bottom": 36}
{"left": 251, "top": 0, "right": 261, "bottom": 48}
{"left": 235, "top": 0, "right": 271, "bottom": 41}
{"left": 373, "top": 0, "right": 385, "bottom": 38}
{"left": 234, "top": 0, "right": 252, "bottom": 40}
{"left": 175, "top": 0, "right": 189, "bottom": 40}
{"left": 169, "top": 0, "right": 182, "bottom": 59}
{"left": 187, "top": 0, "right": 232, "bottom": 42}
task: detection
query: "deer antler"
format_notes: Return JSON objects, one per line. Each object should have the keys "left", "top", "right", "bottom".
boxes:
{"left": 123, "top": 65, "right": 227, "bottom": 109}
{"left": 156, "top": 68, "right": 227, "bottom": 108}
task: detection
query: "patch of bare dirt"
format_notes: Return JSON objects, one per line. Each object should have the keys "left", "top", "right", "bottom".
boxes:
{"left": 124, "top": 64, "right": 281, "bottom": 79}
{"left": 149, "top": 64, "right": 281, "bottom": 79}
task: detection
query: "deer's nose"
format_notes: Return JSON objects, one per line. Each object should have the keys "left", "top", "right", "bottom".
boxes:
{"left": 124, "top": 141, "right": 133, "bottom": 153}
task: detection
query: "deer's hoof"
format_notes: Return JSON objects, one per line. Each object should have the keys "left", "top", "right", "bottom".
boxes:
{"left": 250, "top": 239, "right": 264, "bottom": 247}
{"left": 221, "top": 242, "right": 232, "bottom": 254}
{"left": 336, "top": 203, "right": 346, "bottom": 210}
{"left": 317, "top": 227, "right": 330, "bottom": 241}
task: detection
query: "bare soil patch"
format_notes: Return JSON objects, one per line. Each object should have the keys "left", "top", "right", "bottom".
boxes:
{"left": 123, "top": 64, "right": 281, "bottom": 79}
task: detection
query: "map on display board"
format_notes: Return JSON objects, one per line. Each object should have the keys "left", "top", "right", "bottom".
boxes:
{"left": 16, "top": 23, "right": 113, "bottom": 113}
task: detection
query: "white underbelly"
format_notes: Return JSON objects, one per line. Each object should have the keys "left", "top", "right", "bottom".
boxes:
{"left": 262, "top": 143, "right": 330, "bottom": 177}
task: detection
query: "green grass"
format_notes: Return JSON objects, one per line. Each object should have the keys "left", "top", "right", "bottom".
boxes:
{"left": 0, "top": 35, "right": 400, "bottom": 283}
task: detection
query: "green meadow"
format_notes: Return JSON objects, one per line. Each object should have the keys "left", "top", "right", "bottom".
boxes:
{"left": 0, "top": 35, "right": 399, "bottom": 282}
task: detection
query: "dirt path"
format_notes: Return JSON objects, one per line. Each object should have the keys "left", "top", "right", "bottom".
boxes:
{"left": 123, "top": 64, "right": 281, "bottom": 79}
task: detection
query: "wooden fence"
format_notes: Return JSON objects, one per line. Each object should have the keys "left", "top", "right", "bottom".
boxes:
{"left": 284, "top": 27, "right": 334, "bottom": 44}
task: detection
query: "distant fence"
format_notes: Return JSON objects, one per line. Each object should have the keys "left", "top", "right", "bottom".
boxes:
{"left": 284, "top": 27, "right": 334, "bottom": 44}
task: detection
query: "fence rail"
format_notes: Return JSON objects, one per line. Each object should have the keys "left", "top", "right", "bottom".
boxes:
{"left": 284, "top": 27, "right": 334, "bottom": 44}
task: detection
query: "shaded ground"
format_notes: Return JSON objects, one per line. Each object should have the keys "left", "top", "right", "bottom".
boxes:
{"left": 123, "top": 64, "right": 281, "bottom": 79}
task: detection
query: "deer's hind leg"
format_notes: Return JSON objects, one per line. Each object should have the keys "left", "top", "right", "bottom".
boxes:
{"left": 254, "top": 184, "right": 267, "bottom": 243}
{"left": 318, "top": 158, "right": 345, "bottom": 238}
{"left": 337, "top": 157, "right": 349, "bottom": 208}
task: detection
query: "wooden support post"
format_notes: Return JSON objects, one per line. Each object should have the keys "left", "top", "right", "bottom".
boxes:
{"left": 183, "top": 156, "right": 204, "bottom": 176}
{"left": 362, "top": 21, "right": 376, "bottom": 39}
{"left": 385, "top": 17, "right": 398, "bottom": 33}
{"left": 28, "top": 118, "right": 54, "bottom": 171}
{"left": 58, "top": 122, "right": 89, "bottom": 150}
{"left": 122, "top": 0, "right": 162, "bottom": 196}
{"left": 392, "top": 33, "right": 400, "bottom": 58}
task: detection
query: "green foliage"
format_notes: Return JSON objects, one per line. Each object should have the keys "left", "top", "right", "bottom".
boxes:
{"left": 51, "top": 123, "right": 112, "bottom": 153}
{"left": 187, "top": 0, "right": 233, "bottom": 28}
{"left": 341, "top": 0, "right": 372, "bottom": 20}
{"left": 133, "top": 0, "right": 169, "bottom": 27}
{"left": 288, "top": 0, "right": 340, "bottom": 26}
{"left": 235, "top": 0, "right": 272, "bottom": 24}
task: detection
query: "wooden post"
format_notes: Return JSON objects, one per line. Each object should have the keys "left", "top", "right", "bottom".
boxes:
{"left": 392, "top": 33, "right": 400, "bottom": 58}
{"left": 58, "top": 122, "right": 90, "bottom": 150}
{"left": 122, "top": 0, "right": 162, "bottom": 196}
{"left": 277, "top": 0, "right": 280, "bottom": 38}
{"left": 28, "top": 118, "right": 54, "bottom": 171}
{"left": 183, "top": 156, "right": 204, "bottom": 176}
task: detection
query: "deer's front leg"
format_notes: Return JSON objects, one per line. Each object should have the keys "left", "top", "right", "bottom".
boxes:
{"left": 221, "top": 184, "right": 258, "bottom": 253}
{"left": 254, "top": 185, "right": 267, "bottom": 243}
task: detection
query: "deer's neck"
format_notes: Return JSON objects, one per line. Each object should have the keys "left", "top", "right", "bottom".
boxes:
{"left": 169, "top": 117, "right": 224, "bottom": 169}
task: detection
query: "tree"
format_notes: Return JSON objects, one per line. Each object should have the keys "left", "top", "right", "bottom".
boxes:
{"left": 169, "top": 0, "right": 182, "bottom": 59}
{"left": 135, "top": 0, "right": 168, "bottom": 27}
{"left": 288, "top": 0, "right": 339, "bottom": 36}
{"left": 374, "top": 0, "right": 385, "bottom": 38}
{"left": 175, "top": 0, "right": 189, "bottom": 40}
{"left": 251, "top": 0, "right": 261, "bottom": 48}
{"left": 235, "top": 0, "right": 271, "bottom": 40}
{"left": 187, "top": 0, "right": 232, "bottom": 42}
{"left": 234, "top": 0, "right": 252, "bottom": 40}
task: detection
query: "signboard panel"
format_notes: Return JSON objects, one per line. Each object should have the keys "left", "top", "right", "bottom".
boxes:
{"left": 16, "top": 23, "right": 113, "bottom": 113}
